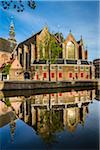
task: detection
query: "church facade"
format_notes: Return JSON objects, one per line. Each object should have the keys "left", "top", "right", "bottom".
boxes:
{"left": 15, "top": 26, "right": 95, "bottom": 81}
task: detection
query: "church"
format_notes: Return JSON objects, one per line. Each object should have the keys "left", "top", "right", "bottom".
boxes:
{"left": 15, "top": 26, "right": 95, "bottom": 81}
{"left": 0, "top": 22, "right": 95, "bottom": 81}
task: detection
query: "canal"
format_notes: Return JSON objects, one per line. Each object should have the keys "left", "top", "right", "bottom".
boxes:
{"left": 0, "top": 88, "right": 99, "bottom": 150}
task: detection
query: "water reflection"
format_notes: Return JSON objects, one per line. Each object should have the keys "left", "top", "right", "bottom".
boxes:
{"left": 0, "top": 88, "right": 99, "bottom": 149}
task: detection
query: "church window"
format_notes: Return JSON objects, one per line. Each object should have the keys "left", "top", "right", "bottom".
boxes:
{"left": 75, "top": 73, "right": 78, "bottom": 79}
{"left": 85, "top": 66, "right": 89, "bottom": 71}
{"left": 51, "top": 93, "right": 54, "bottom": 96}
{"left": 81, "top": 73, "right": 84, "bottom": 78}
{"left": 51, "top": 73, "right": 54, "bottom": 78}
{"left": 36, "top": 74, "right": 38, "bottom": 80}
{"left": 43, "top": 66, "right": 46, "bottom": 70}
{"left": 35, "top": 66, "right": 39, "bottom": 70}
{"left": 80, "top": 66, "right": 84, "bottom": 71}
{"left": 51, "top": 66, "right": 55, "bottom": 70}
{"left": 86, "top": 74, "right": 89, "bottom": 79}
{"left": 66, "top": 41, "right": 75, "bottom": 59}
{"left": 58, "top": 66, "right": 62, "bottom": 70}
{"left": 59, "top": 93, "right": 62, "bottom": 96}
{"left": 59, "top": 72, "right": 62, "bottom": 78}
{"left": 43, "top": 73, "right": 47, "bottom": 78}
{"left": 74, "top": 66, "right": 78, "bottom": 71}
{"left": 69, "top": 72, "right": 72, "bottom": 78}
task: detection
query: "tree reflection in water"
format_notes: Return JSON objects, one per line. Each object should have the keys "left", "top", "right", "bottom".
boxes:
{"left": 0, "top": 88, "right": 98, "bottom": 144}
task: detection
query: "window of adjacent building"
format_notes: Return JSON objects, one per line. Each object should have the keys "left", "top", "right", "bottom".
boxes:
{"left": 86, "top": 74, "right": 88, "bottom": 79}
{"left": 59, "top": 72, "right": 62, "bottom": 78}
{"left": 35, "top": 66, "right": 39, "bottom": 70}
{"left": 69, "top": 72, "right": 72, "bottom": 78}
{"left": 43, "top": 66, "right": 47, "bottom": 70}
{"left": 66, "top": 41, "right": 75, "bottom": 59}
{"left": 59, "top": 93, "right": 62, "bottom": 96}
{"left": 80, "top": 66, "right": 84, "bottom": 71}
{"left": 81, "top": 73, "right": 84, "bottom": 78}
{"left": 58, "top": 66, "right": 62, "bottom": 70}
{"left": 75, "top": 73, "right": 78, "bottom": 79}
{"left": 74, "top": 66, "right": 78, "bottom": 71}
{"left": 51, "top": 73, "right": 54, "bottom": 78}
{"left": 36, "top": 74, "right": 38, "bottom": 80}
{"left": 85, "top": 66, "right": 89, "bottom": 71}
{"left": 51, "top": 66, "right": 55, "bottom": 70}
{"left": 43, "top": 73, "right": 47, "bottom": 78}
{"left": 20, "top": 53, "right": 23, "bottom": 66}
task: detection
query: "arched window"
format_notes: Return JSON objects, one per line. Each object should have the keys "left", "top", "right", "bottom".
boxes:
{"left": 66, "top": 41, "right": 75, "bottom": 59}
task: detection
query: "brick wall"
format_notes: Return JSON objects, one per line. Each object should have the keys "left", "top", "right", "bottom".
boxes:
{"left": 31, "top": 64, "right": 91, "bottom": 81}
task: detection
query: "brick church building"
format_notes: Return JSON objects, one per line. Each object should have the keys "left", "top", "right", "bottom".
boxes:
{"left": 15, "top": 26, "right": 95, "bottom": 81}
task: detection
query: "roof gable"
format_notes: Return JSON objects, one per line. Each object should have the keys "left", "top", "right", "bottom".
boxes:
{"left": 64, "top": 33, "right": 78, "bottom": 47}
{"left": 0, "top": 38, "right": 16, "bottom": 53}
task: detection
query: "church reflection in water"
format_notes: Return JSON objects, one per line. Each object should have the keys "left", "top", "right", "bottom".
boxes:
{"left": 0, "top": 89, "right": 96, "bottom": 142}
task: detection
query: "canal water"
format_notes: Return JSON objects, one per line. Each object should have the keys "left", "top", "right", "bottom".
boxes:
{"left": 0, "top": 88, "right": 99, "bottom": 150}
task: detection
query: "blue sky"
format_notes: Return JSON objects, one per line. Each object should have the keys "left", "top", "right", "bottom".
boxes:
{"left": 0, "top": 0, "right": 99, "bottom": 61}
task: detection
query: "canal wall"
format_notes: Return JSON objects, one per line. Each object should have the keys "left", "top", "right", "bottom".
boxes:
{"left": 0, "top": 80, "right": 97, "bottom": 91}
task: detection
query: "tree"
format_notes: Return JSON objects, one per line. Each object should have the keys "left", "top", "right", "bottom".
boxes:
{"left": 0, "top": 0, "right": 36, "bottom": 12}
{"left": 39, "top": 33, "right": 62, "bottom": 63}
{"left": 39, "top": 32, "right": 62, "bottom": 81}
{"left": 2, "top": 64, "right": 11, "bottom": 75}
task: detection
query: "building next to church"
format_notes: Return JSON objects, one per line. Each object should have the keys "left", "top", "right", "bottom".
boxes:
{"left": 93, "top": 58, "right": 100, "bottom": 79}
{"left": 0, "top": 21, "right": 24, "bottom": 81}
{"left": 0, "top": 21, "right": 16, "bottom": 66}
{"left": 15, "top": 26, "right": 95, "bottom": 81}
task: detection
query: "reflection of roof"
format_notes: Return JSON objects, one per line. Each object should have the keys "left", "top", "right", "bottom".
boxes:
{"left": 0, "top": 38, "right": 16, "bottom": 53}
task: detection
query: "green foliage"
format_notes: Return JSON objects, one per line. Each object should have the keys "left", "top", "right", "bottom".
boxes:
{"left": 2, "top": 64, "right": 11, "bottom": 75}
{"left": 49, "top": 36, "right": 62, "bottom": 63}
{"left": 5, "top": 98, "right": 11, "bottom": 107}
{"left": 55, "top": 32, "right": 64, "bottom": 43}
{"left": 39, "top": 32, "right": 62, "bottom": 63}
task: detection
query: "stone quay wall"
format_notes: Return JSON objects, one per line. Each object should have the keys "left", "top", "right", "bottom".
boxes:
{"left": 0, "top": 80, "right": 97, "bottom": 91}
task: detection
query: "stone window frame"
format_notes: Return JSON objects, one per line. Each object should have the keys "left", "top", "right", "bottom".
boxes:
{"left": 80, "top": 72, "right": 84, "bottom": 78}
{"left": 42, "top": 65, "right": 47, "bottom": 70}
{"left": 85, "top": 66, "right": 89, "bottom": 71}
{"left": 43, "top": 72, "right": 47, "bottom": 78}
{"left": 59, "top": 93, "right": 62, "bottom": 96}
{"left": 58, "top": 66, "right": 62, "bottom": 70}
{"left": 35, "top": 66, "right": 39, "bottom": 70}
{"left": 80, "top": 66, "right": 84, "bottom": 71}
{"left": 59, "top": 72, "right": 62, "bottom": 78}
{"left": 51, "top": 72, "right": 55, "bottom": 78}
{"left": 50, "top": 66, "right": 55, "bottom": 70}
{"left": 74, "top": 66, "right": 78, "bottom": 71}
{"left": 69, "top": 72, "right": 73, "bottom": 78}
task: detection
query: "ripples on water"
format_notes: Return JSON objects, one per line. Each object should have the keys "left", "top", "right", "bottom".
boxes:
{"left": 0, "top": 88, "right": 99, "bottom": 150}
